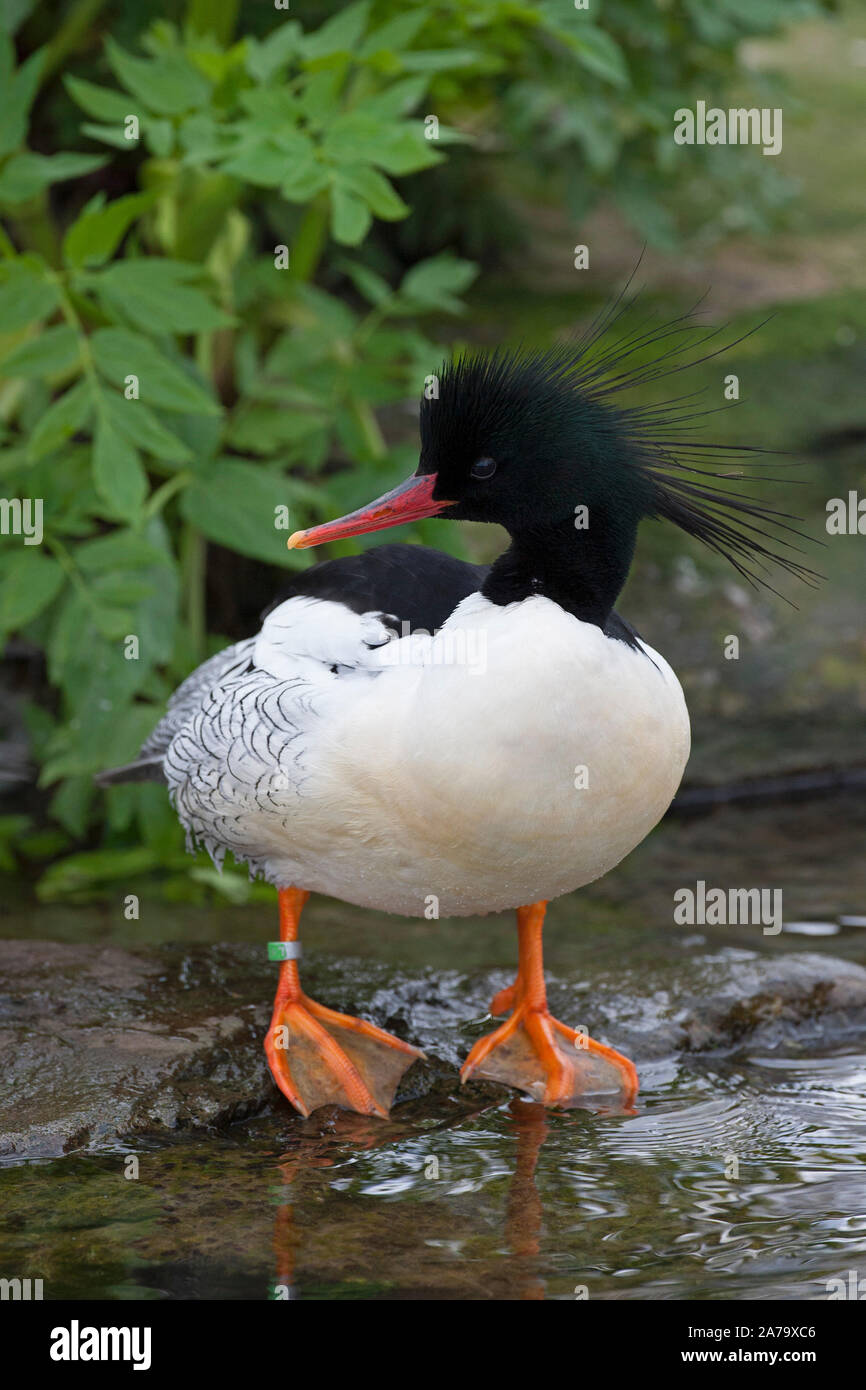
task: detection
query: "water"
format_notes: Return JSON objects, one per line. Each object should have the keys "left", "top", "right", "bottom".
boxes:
{"left": 2, "top": 793, "right": 865, "bottom": 1300}
{"left": 2, "top": 1047, "right": 864, "bottom": 1300}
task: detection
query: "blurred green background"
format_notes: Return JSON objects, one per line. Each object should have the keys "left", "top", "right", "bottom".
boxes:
{"left": 1, "top": 0, "right": 863, "bottom": 908}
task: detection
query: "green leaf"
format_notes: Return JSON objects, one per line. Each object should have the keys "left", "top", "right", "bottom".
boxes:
{"left": 130, "top": 515, "right": 179, "bottom": 664}
{"left": 0, "top": 550, "right": 64, "bottom": 632}
{"left": 302, "top": 2, "right": 370, "bottom": 62}
{"left": 320, "top": 114, "right": 389, "bottom": 163}
{"left": 539, "top": 9, "right": 629, "bottom": 87}
{"left": 180, "top": 458, "right": 306, "bottom": 566}
{"left": 245, "top": 23, "right": 303, "bottom": 82}
{"left": 226, "top": 402, "right": 330, "bottom": 456}
{"left": 222, "top": 131, "right": 316, "bottom": 191}
{"left": 90, "top": 259, "right": 232, "bottom": 334}
{"left": 330, "top": 184, "right": 372, "bottom": 246}
{"left": 105, "top": 39, "right": 211, "bottom": 116}
{"left": 64, "top": 74, "right": 135, "bottom": 123}
{"left": 178, "top": 112, "right": 225, "bottom": 163}
{"left": 0, "top": 258, "right": 59, "bottom": 333}
{"left": 372, "top": 123, "right": 445, "bottom": 175}
{"left": 359, "top": 13, "right": 427, "bottom": 58}
{"left": 0, "top": 151, "right": 106, "bottom": 205}
{"left": 1, "top": 36, "right": 14, "bottom": 87}
{"left": 79, "top": 121, "right": 138, "bottom": 151}
{"left": 1, "top": 1, "right": 38, "bottom": 38}
{"left": 298, "top": 68, "right": 344, "bottom": 124}
{"left": 220, "top": 141, "right": 288, "bottom": 188}
{"left": 238, "top": 87, "right": 302, "bottom": 129}
{"left": 47, "top": 589, "right": 132, "bottom": 700}
{"left": 187, "top": 0, "right": 246, "bottom": 48}
{"left": 0, "top": 445, "right": 29, "bottom": 479}
{"left": 48, "top": 776, "right": 92, "bottom": 840}
{"left": 37, "top": 846, "right": 163, "bottom": 901}
{"left": 143, "top": 117, "right": 174, "bottom": 158}
{"left": 0, "top": 45, "right": 44, "bottom": 157}
{"left": 280, "top": 161, "right": 330, "bottom": 203}
{"left": 91, "top": 328, "right": 220, "bottom": 416}
{"left": 322, "top": 115, "right": 442, "bottom": 176}
{"left": 399, "top": 49, "right": 486, "bottom": 74}
{"left": 90, "top": 574, "right": 153, "bottom": 605}
{"left": 62, "top": 191, "right": 155, "bottom": 269}
{"left": 77, "top": 531, "right": 169, "bottom": 573}
{"left": 333, "top": 165, "right": 408, "bottom": 221}
{"left": 399, "top": 253, "right": 478, "bottom": 313}
{"left": 571, "top": 29, "right": 629, "bottom": 87}
{"left": 0, "top": 324, "right": 80, "bottom": 378}
{"left": 338, "top": 259, "right": 393, "bottom": 307}
{"left": 270, "top": 281, "right": 357, "bottom": 346}
{"left": 101, "top": 390, "right": 192, "bottom": 463}
{"left": 27, "top": 379, "right": 92, "bottom": 460}
{"left": 157, "top": 408, "right": 222, "bottom": 466}
{"left": 188, "top": 864, "right": 256, "bottom": 904}
{"left": 355, "top": 76, "right": 428, "bottom": 120}
{"left": 0, "top": 814, "right": 31, "bottom": 873}
{"left": 92, "top": 405, "right": 148, "bottom": 520}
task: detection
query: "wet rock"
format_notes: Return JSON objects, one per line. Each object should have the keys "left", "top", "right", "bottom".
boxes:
{"left": 1, "top": 939, "right": 865, "bottom": 1158}
{"left": 587, "top": 948, "right": 866, "bottom": 1062}
{"left": 0, "top": 941, "right": 274, "bottom": 1158}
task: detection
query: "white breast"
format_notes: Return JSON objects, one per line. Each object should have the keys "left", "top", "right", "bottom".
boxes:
{"left": 165, "top": 590, "right": 689, "bottom": 916}
{"left": 266, "top": 594, "right": 691, "bottom": 916}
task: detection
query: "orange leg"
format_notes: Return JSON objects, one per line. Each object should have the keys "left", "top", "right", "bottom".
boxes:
{"left": 460, "top": 901, "right": 638, "bottom": 1106}
{"left": 264, "top": 887, "right": 424, "bottom": 1119}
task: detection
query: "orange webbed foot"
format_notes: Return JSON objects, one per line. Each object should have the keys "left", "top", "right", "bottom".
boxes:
{"left": 460, "top": 901, "right": 638, "bottom": 1109}
{"left": 460, "top": 995, "right": 637, "bottom": 1107}
{"left": 266, "top": 887, "right": 424, "bottom": 1119}
{"left": 266, "top": 994, "right": 424, "bottom": 1119}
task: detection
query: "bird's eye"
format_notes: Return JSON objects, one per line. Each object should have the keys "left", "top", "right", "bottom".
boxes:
{"left": 471, "top": 456, "right": 497, "bottom": 480}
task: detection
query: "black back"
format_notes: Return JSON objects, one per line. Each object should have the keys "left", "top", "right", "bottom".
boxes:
{"left": 266, "top": 541, "right": 645, "bottom": 651}
{"left": 264, "top": 543, "right": 487, "bottom": 633}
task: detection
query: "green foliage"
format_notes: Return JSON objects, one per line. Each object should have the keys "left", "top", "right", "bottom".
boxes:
{"left": 494, "top": 0, "right": 831, "bottom": 244}
{"left": 0, "top": 1, "right": 483, "bottom": 895}
{"left": 0, "top": 0, "right": 833, "bottom": 898}
{"left": 0, "top": 34, "right": 105, "bottom": 199}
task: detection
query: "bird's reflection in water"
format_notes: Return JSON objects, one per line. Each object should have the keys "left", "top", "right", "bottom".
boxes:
{"left": 501, "top": 1090, "right": 633, "bottom": 1299}
{"left": 270, "top": 1108, "right": 429, "bottom": 1300}
{"left": 270, "top": 1089, "right": 634, "bottom": 1300}
{"left": 503, "top": 1099, "right": 548, "bottom": 1299}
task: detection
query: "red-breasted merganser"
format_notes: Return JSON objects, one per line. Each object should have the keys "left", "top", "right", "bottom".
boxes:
{"left": 98, "top": 306, "right": 813, "bottom": 1118}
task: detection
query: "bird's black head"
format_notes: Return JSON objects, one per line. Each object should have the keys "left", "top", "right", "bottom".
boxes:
{"left": 288, "top": 296, "right": 817, "bottom": 627}
{"left": 415, "top": 349, "right": 662, "bottom": 623}
{"left": 418, "top": 351, "right": 655, "bottom": 534}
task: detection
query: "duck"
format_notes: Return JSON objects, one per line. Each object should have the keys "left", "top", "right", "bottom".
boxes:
{"left": 97, "top": 299, "right": 812, "bottom": 1119}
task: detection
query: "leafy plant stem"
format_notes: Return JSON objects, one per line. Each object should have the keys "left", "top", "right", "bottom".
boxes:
{"left": 350, "top": 397, "right": 387, "bottom": 461}
{"left": 186, "top": 0, "right": 241, "bottom": 46}
{"left": 145, "top": 471, "right": 193, "bottom": 520}
{"left": 40, "top": 0, "right": 113, "bottom": 89}
{"left": 180, "top": 523, "right": 207, "bottom": 664}
{"left": 290, "top": 194, "right": 329, "bottom": 283}
{"left": 50, "top": 272, "right": 100, "bottom": 395}
{"left": 43, "top": 534, "right": 94, "bottom": 608}
{"left": 9, "top": 194, "right": 61, "bottom": 268}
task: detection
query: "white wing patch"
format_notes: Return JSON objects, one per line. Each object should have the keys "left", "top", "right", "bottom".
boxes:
{"left": 162, "top": 597, "right": 394, "bottom": 874}
{"left": 254, "top": 596, "right": 393, "bottom": 678}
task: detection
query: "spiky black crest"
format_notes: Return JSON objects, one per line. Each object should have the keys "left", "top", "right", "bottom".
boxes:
{"left": 421, "top": 279, "right": 819, "bottom": 602}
